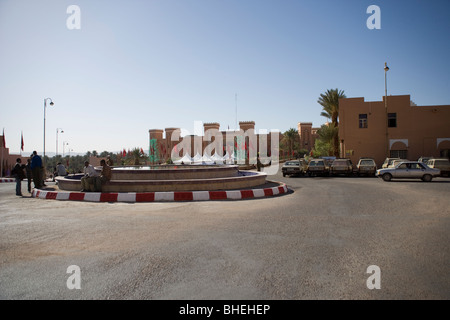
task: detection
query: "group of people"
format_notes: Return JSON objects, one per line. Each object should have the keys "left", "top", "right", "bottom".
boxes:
{"left": 12, "top": 151, "right": 45, "bottom": 196}
{"left": 80, "top": 159, "right": 112, "bottom": 192}
{"left": 11, "top": 153, "right": 113, "bottom": 196}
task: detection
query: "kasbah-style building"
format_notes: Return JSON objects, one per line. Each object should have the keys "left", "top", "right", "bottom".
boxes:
{"left": 148, "top": 121, "right": 277, "bottom": 164}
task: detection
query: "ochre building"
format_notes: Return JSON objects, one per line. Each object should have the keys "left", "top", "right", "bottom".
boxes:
{"left": 339, "top": 94, "right": 450, "bottom": 167}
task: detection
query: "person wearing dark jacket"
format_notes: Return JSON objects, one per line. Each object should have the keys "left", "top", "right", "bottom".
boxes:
{"left": 30, "top": 151, "right": 43, "bottom": 189}
{"left": 12, "top": 158, "right": 26, "bottom": 196}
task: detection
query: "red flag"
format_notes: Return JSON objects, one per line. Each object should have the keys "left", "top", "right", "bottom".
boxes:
{"left": 21, "top": 131, "right": 24, "bottom": 151}
{"left": 122, "top": 149, "right": 126, "bottom": 157}
{"left": 140, "top": 147, "right": 144, "bottom": 155}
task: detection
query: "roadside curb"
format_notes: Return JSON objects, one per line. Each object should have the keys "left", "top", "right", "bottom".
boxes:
{"left": 0, "top": 178, "right": 15, "bottom": 183}
{"left": 31, "top": 182, "right": 289, "bottom": 203}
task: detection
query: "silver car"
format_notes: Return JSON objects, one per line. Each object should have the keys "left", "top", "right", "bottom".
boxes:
{"left": 376, "top": 161, "right": 440, "bottom": 182}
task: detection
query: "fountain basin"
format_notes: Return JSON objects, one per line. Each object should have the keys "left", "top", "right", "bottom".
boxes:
{"left": 108, "top": 164, "right": 239, "bottom": 180}
{"left": 56, "top": 165, "right": 267, "bottom": 192}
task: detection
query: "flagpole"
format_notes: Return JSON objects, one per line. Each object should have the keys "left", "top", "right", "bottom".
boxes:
{"left": 1, "top": 128, "right": 4, "bottom": 177}
{"left": 1, "top": 143, "right": 3, "bottom": 178}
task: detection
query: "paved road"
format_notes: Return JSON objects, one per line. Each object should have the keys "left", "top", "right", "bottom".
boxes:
{"left": 0, "top": 172, "right": 449, "bottom": 300}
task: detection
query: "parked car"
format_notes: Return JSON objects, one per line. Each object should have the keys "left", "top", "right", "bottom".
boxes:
{"left": 329, "top": 159, "right": 353, "bottom": 176}
{"left": 307, "top": 159, "right": 328, "bottom": 176}
{"left": 388, "top": 159, "right": 409, "bottom": 168}
{"left": 382, "top": 157, "right": 399, "bottom": 168}
{"left": 426, "top": 158, "right": 450, "bottom": 177}
{"left": 376, "top": 161, "right": 440, "bottom": 182}
{"left": 356, "top": 158, "right": 377, "bottom": 176}
{"left": 418, "top": 156, "right": 432, "bottom": 164}
{"left": 282, "top": 159, "right": 308, "bottom": 177}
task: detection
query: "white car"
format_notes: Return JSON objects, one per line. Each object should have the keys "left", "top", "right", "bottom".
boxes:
{"left": 376, "top": 161, "right": 440, "bottom": 182}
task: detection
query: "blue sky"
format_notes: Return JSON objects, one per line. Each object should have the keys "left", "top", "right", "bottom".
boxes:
{"left": 1, "top": 0, "right": 449, "bottom": 155}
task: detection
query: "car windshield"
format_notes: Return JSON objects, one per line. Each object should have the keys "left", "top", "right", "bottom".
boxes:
{"left": 360, "top": 160, "right": 374, "bottom": 166}
{"left": 285, "top": 161, "right": 298, "bottom": 166}
{"left": 333, "top": 160, "right": 348, "bottom": 165}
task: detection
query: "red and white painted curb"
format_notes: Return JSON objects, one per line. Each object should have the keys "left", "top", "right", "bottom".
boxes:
{"left": 31, "top": 183, "right": 289, "bottom": 203}
{"left": 0, "top": 178, "right": 15, "bottom": 183}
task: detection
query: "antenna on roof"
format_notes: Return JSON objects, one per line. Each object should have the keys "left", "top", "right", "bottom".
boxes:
{"left": 235, "top": 93, "right": 238, "bottom": 131}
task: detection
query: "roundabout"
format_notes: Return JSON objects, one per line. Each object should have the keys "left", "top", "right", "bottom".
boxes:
{"left": 39, "top": 163, "right": 288, "bottom": 202}
{"left": 31, "top": 181, "right": 288, "bottom": 203}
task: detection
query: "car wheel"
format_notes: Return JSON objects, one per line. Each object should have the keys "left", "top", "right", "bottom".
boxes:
{"left": 422, "top": 174, "right": 432, "bottom": 182}
{"left": 382, "top": 173, "right": 392, "bottom": 182}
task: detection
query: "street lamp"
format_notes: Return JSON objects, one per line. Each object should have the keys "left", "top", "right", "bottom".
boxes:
{"left": 63, "top": 141, "right": 69, "bottom": 157}
{"left": 56, "top": 128, "right": 64, "bottom": 156}
{"left": 68, "top": 148, "right": 73, "bottom": 173}
{"left": 43, "top": 98, "right": 54, "bottom": 161}
{"left": 384, "top": 62, "right": 389, "bottom": 157}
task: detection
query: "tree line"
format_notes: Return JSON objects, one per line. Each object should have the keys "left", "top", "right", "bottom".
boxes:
{"left": 43, "top": 148, "right": 148, "bottom": 174}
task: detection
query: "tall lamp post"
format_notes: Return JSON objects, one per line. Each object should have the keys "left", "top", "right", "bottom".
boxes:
{"left": 43, "top": 98, "right": 54, "bottom": 161}
{"left": 63, "top": 141, "right": 69, "bottom": 157}
{"left": 384, "top": 62, "right": 389, "bottom": 157}
{"left": 68, "top": 148, "right": 73, "bottom": 173}
{"left": 56, "top": 128, "right": 64, "bottom": 156}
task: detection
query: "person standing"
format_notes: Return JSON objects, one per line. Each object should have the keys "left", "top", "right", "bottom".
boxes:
{"left": 30, "top": 151, "right": 43, "bottom": 189}
{"left": 80, "top": 161, "right": 99, "bottom": 192}
{"left": 12, "top": 158, "right": 26, "bottom": 196}
{"left": 25, "top": 158, "right": 32, "bottom": 193}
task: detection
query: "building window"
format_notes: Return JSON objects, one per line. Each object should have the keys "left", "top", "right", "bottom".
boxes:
{"left": 359, "top": 114, "right": 368, "bottom": 128}
{"left": 388, "top": 113, "right": 397, "bottom": 128}
{"left": 390, "top": 150, "right": 407, "bottom": 159}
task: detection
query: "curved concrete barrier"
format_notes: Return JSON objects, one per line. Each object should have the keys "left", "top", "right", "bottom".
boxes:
{"left": 31, "top": 182, "right": 289, "bottom": 203}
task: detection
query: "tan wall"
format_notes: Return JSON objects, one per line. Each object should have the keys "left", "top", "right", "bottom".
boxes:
{"left": 339, "top": 95, "right": 450, "bottom": 167}
{"left": 1, "top": 146, "right": 31, "bottom": 177}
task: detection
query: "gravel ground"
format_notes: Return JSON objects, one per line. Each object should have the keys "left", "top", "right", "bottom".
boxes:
{"left": 0, "top": 172, "right": 449, "bottom": 300}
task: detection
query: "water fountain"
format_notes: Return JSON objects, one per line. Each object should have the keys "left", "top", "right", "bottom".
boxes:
{"left": 55, "top": 164, "right": 268, "bottom": 193}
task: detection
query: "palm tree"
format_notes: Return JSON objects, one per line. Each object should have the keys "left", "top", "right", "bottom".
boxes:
{"left": 283, "top": 128, "right": 299, "bottom": 159}
{"left": 314, "top": 123, "right": 338, "bottom": 156}
{"left": 318, "top": 89, "right": 346, "bottom": 157}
